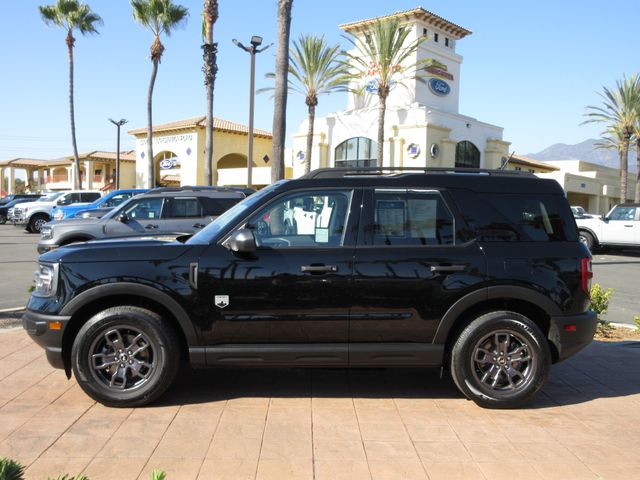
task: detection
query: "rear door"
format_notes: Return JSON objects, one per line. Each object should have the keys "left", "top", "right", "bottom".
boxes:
{"left": 349, "top": 188, "right": 486, "bottom": 364}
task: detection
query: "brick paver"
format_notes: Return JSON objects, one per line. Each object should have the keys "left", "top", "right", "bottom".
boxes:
{"left": 0, "top": 327, "right": 639, "bottom": 479}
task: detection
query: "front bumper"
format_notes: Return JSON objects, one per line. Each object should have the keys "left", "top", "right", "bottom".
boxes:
{"left": 549, "top": 310, "right": 598, "bottom": 362}
{"left": 13, "top": 213, "right": 27, "bottom": 225}
{"left": 22, "top": 309, "right": 71, "bottom": 369}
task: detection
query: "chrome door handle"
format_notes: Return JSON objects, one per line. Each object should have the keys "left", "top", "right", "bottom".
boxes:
{"left": 193, "top": 223, "right": 206, "bottom": 229}
{"left": 301, "top": 265, "right": 338, "bottom": 273}
{"left": 430, "top": 264, "right": 465, "bottom": 272}
{"left": 144, "top": 224, "right": 159, "bottom": 229}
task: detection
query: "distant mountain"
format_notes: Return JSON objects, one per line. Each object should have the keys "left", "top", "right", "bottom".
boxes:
{"left": 526, "top": 138, "right": 637, "bottom": 172}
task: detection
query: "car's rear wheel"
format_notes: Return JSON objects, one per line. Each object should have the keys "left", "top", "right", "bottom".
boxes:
{"left": 28, "top": 214, "right": 49, "bottom": 234}
{"left": 578, "top": 230, "right": 595, "bottom": 251}
{"left": 71, "top": 306, "right": 180, "bottom": 407}
{"left": 450, "top": 311, "right": 551, "bottom": 409}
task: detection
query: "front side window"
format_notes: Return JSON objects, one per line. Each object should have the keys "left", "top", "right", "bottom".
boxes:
{"left": 104, "top": 193, "right": 132, "bottom": 207}
{"left": 124, "top": 197, "right": 164, "bottom": 220}
{"left": 81, "top": 192, "right": 101, "bottom": 202}
{"left": 245, "top": 190, "right": 353, "bottom": 248}
{"left": 368, "top": 189, "right": 454, "bottom": 246}
{"left": 608, "top": 206, "right": 636, "bottom": 221}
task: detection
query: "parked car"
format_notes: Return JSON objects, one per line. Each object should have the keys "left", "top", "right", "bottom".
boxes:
{"left": 576, "top": 203, "right": 640, "bottom": 250}
{"left": 37, "top": 186, "right": 248, "bottom": 253}
{"left": 23, "top": 168, "right": 596, "bottom": 409}
{"left": 13, "top": 191, "right": 102, "bottom": 233}
{"left": 0, "top": 193, "right": 42, "bottom": 206}
{"left": 52, "top": 189, "right": 148, "bottom": 221}
{"left": 0, "top": 197, "right": 43, "bottom": 224}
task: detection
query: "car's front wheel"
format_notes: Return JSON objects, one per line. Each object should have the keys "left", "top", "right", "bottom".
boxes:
{"left": 71, "top": 306, "right": 180, "bottom": 407}
{"left": 450, "top": 311, "right": 551, "bottom": 409}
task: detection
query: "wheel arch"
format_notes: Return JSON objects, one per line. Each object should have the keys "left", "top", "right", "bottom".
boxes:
{"left": 58, "top": 234, "right": 95, "bottom": 246}
{"left": 434, "top": 286, "right": 560, "bottom": 362}
{"left": 577, "top": 227, "right": 599, "bottom": 246}
{"left": 59, "top": 283, "right": 198, "bottom": 376}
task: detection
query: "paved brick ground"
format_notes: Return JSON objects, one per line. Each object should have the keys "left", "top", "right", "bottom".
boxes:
{"left": 1, "top": 327, "right": 639, "bottom": 480}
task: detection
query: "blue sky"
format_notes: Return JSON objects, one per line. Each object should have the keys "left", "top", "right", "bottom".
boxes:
{"left": 1, "top": 0, "right": 639, "bottom": 161}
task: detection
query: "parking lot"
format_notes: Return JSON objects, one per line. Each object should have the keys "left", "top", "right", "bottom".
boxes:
{"left": 1, "top": 224, "right": 638, "bottom": 325}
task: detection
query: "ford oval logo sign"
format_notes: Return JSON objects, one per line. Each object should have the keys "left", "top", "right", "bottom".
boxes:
{"left": 159, "top": 158, "right": 177, "bottom": 170}
{"left": 428, "top": 78, "right": 451, "bottom": 96}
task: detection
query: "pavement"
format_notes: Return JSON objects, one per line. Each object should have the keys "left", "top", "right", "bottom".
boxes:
{"left": 0, "top": 326, "right": 639, "bottom": 480}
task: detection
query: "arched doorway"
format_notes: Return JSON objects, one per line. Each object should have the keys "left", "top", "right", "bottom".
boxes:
{"left": 216, "top": 153, "right": 248, "bottom": 186}
{"left": 455, "top": 141, "right": 480, "bottom": 168}
{"left": 155, "top": 151, "right": 181, "bottom": 186}
{"left": 334, "top": 137, "right": 377, "bottom": 168}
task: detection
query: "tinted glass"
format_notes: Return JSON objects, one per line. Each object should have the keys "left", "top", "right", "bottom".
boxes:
{"left": 200, "top": 197, "right": 242, "bottom": 216}
{"left": 368, "top": 189, "right": 454, "bottom": 246}
{"left": 245, "top": 190, "right": 353, "bottom": 248}
{"left": 82, "top": 193, "right": 101, "bottom": 202}
{"left": 104, "top": 193, "right": 132, "bottom": 207}
{"left": 167, "top": 197, "right": 203, "bottom": 218}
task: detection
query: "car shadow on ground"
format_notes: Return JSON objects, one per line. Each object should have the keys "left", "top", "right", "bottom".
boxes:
{"left": 155, "top": 341, "right": 640, "bottom": 410}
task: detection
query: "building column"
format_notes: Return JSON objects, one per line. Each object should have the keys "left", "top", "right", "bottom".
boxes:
{"left": 389, "top": 134, "right": 405, "bottom": 168}
{"left": 484, "top": 139, "right": 511, "bottom": 169}
{"left": 86, "top": 160, "right": 94, "bottom": 190}
{"left": 8, "top": 167, "right": 15, "bottom": 194}
{"left": 440, "top": 139, "right": 457, "bottom": 168}
{"left": 0, "top": 167, "right": 4, "bottom": 196}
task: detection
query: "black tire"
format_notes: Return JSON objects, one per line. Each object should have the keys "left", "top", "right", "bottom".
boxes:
{"left": 578, "top": 230, "right": 595, "bottom": 251}
{"left": 0, "top": 214, "right": 6, "bottom": 225}
{"left": 28, "top": 214, "right": 49, "bottom": 234}
{"left": 450, "top": 311, "right": 551, "bottom": 409}
{"left": 71, "top": 306, "right": 180, "bottom": 407}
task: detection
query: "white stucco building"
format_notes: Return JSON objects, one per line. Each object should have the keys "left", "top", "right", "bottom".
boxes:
{"left": 290, "top": 7, "right": 510, "bottom": 176}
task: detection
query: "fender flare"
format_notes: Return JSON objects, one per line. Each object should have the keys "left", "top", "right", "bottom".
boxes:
{"left": 576, "top": 226, "right": 599, "bottom": 245}
{"left": 59, "top": 282, "right": 199, "bottom": 345}
{"left": 432, "top": 285, "right": 562, "bottom": 344}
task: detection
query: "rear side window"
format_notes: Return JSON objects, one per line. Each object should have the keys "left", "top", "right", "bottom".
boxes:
{"left": 367, "top": 189, "right": 455, "bottom": 246}
{"left": 200, "top": 197, "right": 242, "bottom": 216}
{"left": 167, "top": 197, "right": 204, "bottom": 218}
{"left": 453, "top": 190, "right": 575, "bottom": 242}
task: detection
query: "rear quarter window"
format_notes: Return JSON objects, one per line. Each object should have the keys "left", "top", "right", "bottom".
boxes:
{"left": 452, "top": 190, "right": 576, "bottom": 242}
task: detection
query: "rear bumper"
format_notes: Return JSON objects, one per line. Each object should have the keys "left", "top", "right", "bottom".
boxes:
{"left": 22, "top": 309, "right": 71, "bottom": 369}
{"left": 549, "top": 310, "right": 598, "bottom": 362}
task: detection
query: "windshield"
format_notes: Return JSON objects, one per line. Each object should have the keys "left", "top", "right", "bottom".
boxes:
{"left": 39, "top": 192, "right": 64, "bottom": 202}
{"left": 187, "top": 182, "right": 285, "bottom": 244}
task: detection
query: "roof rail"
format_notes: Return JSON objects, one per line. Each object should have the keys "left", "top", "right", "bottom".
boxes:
{"left": 147, "top": 185, "right": 256, "bottom": 195}
{"left": 301, "top": 167, "right": 536, "bottom": 179}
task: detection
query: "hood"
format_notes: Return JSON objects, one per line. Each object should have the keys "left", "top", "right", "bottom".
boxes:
{"left": 13, "top": 200, "right": 48, "bottom": 210}
{"left": 53, "top": 217, "right": 102, "bottom": 228}
{"left": 39, "top": 235, "right": 207, "bottom": 263}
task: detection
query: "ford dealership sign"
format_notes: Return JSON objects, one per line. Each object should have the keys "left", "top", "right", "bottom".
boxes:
{"left": 428, "top": 78, "right": 451, "bottom": 96}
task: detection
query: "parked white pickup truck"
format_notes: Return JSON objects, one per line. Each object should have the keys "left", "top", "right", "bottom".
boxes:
{"left": 576, "top": 203, "right": 640, "bottom": 250}
{"left": 12, "top": 190, "right": 101, "bottom": 233}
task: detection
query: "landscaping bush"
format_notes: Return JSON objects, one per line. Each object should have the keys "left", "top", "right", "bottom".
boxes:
{"left": 0, "top": 457, "right": 25, "bottom": 480}
{"left": 590, "top": 283, "right": 614, "bottom": 318}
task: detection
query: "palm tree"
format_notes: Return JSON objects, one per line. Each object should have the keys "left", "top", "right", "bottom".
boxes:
{"left": 259, "top": 35, "right": 349, "bottom": 174}
{"left": 584, "top": 74, "right": 639, "bottom": 204}
{"left": 343, "top": 19, "right": 433, "bottom": 168}
{"left": 270, "top": 0, "right": 293, "bottom": 183}
{"left": 39, "top": 0, "right": 102, "bottom": 190}
{"left": 631, "top": 76, "right": 640, "bottom": 203}
{"left": 132, "top": 0, "right": 188, "bottom": 188}
{"left": 202, "top": 0, "right": 218, "bottom": 186}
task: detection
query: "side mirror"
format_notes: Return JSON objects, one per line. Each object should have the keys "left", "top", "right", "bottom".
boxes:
{"left": 57, "top": 198, "right": 66, "bottom": 205}
{"left": 117, "top": 213, "right": 129, "bottom": 223}
{"left": 227, "top": 228, "right": 256, "bottom": 253}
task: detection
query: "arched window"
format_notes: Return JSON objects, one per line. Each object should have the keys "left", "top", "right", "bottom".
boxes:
{"left": 455, "top": 141, "right": 480, "bottom": 168}
{"left": 155, "top": 151, "right": 180, "bottom": 186}
{"left": 334, "top": 137, "right": 377, "bottom": 168}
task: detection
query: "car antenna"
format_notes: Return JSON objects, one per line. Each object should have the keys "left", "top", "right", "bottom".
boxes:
{"left": 500, "top": 151, "right": 515, "bottom": 170}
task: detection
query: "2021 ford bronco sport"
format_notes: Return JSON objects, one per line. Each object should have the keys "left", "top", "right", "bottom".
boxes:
{"left": 23, "top": 168, "right": 598, "bottom": 409}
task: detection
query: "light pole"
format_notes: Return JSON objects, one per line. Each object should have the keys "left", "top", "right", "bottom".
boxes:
{"left": 109, "top": 118, "right": 128, "bottom": 190}
{"left": 233, "top": 36, "right": 272, "bottom": 188}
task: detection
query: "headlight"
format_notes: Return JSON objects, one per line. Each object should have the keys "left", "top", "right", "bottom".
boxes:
{"left": 33, "top": 262, "right": 59, "bottom": 297}
{"left": 40, "top": 225, "right": 53, "bottom": 240}
{"left": 54, "top": 210, "right": 64, "bottom": 221}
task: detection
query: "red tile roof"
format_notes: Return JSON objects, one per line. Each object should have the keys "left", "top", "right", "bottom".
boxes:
{"left": 128, "top": 116, "right": 272, "bottom": 138}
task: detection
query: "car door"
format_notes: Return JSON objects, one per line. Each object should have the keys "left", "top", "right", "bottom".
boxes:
{"left": 158, "top": 196, "right": 208, "bottom": 234}
{"left": 102, "top": 196, "right": 166, "bottom": 236}
{"left": 349, "top": 188, "right": 486, "bottom": 365}
{"left": 599, "top": 205, "right": 638, "bottom": 244}
{"left": 197, "top": 188, "right": 360, "bottom": 352}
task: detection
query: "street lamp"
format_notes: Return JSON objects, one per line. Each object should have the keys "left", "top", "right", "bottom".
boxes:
{"left": 233, "top": 36, "right": 272, "bottom": 188}
{"left": 108, "top": 118, "right": 128, "bottom": 190}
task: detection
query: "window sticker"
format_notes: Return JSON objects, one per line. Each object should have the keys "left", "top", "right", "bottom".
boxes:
{"left": 376, "top": 200, "right": 406, "bottom": 237}
{"left": 315, "top": 227, "right": 329, "bottom": 243}
{"left": 407, "top": 199, "right": 437, "bottom": 238}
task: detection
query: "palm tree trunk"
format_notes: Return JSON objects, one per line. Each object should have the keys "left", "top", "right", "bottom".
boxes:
{"left": 147, "top": 59, "right": 159, "bottom": 188}
{"left": 67, "top": 33, "right": 81, "bottom": 190}
{"left": 620, "top": 140, "right": 629, "bottom": 203}
{"left": 305, "top": 104, "right": 315, "bottom": 174}
{"left": 271, "top": 0, "right": 293, "bottom": 183}
{"left": 203, "top": 0, "right": 218, "bottom": 186}
{"left": 636, "top": 138, "right": 640, "bottom": 203}
{"left": 376, "top": 92, "right": 387, "bottom": 168}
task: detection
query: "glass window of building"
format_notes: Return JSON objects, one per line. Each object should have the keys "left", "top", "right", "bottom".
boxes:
{"left": 335, "top": 137, "right": 377, "bottom": 168}
{"left": 455, "top": 141, "right": 480, "bottom": 168}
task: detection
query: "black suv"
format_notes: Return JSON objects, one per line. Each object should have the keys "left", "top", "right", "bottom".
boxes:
{"left": 23, "top": 168, "right": 597, "bottom": 409}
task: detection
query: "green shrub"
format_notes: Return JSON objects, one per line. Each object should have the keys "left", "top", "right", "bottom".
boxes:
{"left": 590, "top": 283, "right": 614, "bottom": 318}
{"left": 47, "top": 475, "right": 89, "bottom": 480}
{"left": 0, "top": 457, "right": 25, "bottom": 480}
{"left": 150, "top": 471, "right": 167, "bottom": 480}
{"left": 634, "top": 316, "right": 640, "bottom": 330}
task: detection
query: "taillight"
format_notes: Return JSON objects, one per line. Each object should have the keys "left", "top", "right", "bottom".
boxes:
{"left": 580, "top": 257, "right": 593, "bottom": 296}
